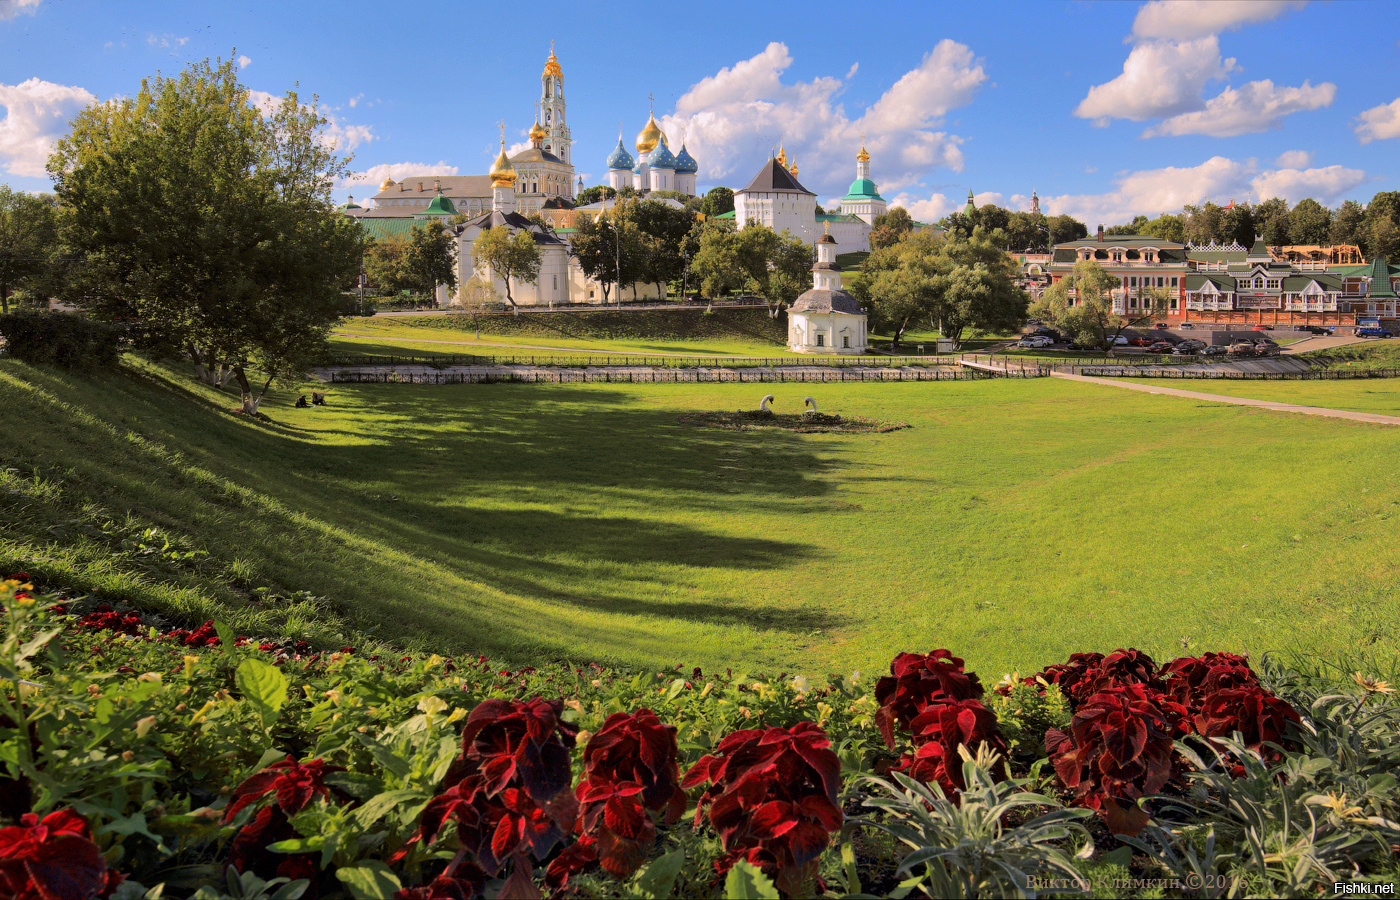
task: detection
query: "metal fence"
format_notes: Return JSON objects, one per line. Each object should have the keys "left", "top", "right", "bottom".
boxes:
{"left": 318, "top": 353, "right": 964, "bottom": 370}
{"left": 325, "top": 366, "right": 1047, "bottom": 385}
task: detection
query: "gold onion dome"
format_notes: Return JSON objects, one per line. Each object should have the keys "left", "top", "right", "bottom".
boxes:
{"left": 379, "top": 177, "right": 396, "bottom": 192}
{"left": 489, "top": 142, "right": 516, "bottom": 187}
{"left": 529, "top": 120, "right": 547, "bottom": 140}
{"left": 636, "top": 113, "right": 664, "bottom": 153}
{"left": 543, "top": 49, "right": 562, "bottom": 79}
{"left": 775, "top": 142, "right": 788, "bottom": 168}
{"left": 856, "top": 144, "right": 870, "bottom": 162}
{"left": 789, "top": 157, "right": 799, "bottom": 176}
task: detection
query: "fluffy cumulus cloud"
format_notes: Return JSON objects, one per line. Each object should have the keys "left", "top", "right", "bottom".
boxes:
{"left": 1143, "top": 79, "right": 1335, "bottom": 137}
{"left": 339, "top": 162, "right": 459, "bottom": 201}
{"left": 0, "top": 77, "right": 97, "bottom": 177}
{"left": 1075, "top": 37, "right": 1236, "bottom": 124}
{"left": 1131, "top": 0, "right": 1307, "bottom": 42}
{"left": 657, "top": 40, "right": 985, "bottom": 199}
{"left": 1275, "top": 149, "right": 1313, "bottom": 168}
{"left": 0, "top": 0, "right": 42, "bottom": 19}
{"left": 238, "top": 55, "right": 252, "bottom": 69}
{"left": 247, "top": 89, "right": 374, "bottom": 152}
{"left": 1355, "top": 98, "right": 1400, "bottom": 144}
{"left": 1078, "top": 2, "right": 1326, "bottom": 137}
{"left": 1039, "top": 155, "right": 1366, "bottom": 227}
{"left": 887, "top": 192, "right": 956, "bottom": 224}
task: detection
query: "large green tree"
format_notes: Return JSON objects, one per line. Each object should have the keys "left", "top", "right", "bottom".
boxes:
{"left": 48, "top": 57, "right": 364, "bottom": 414}
{"left": 631, "top": 199, "right": 695, "bottom": 299}
{"left": 571, "top": 204, "right": 646, "bottom": 303}
{"left": 699, "top": 186, "right": 734, "bottom": 218}
{"left": 403, "top": 220, "right": 457, "bottom": 297}
{"left": 472, "top": 226, "right": 541, "bottom": 308}
{"left": 864, "top": 227, "right": 1026, "bottom": 347}
{"left": 869, "top": 206, "right": 914, "bottom": 251}
{"left": 0, "top": 186, "right": 58, "bottom": 314}
{"left": 1288, "top": 199, "right": 1332, "bottom": 245}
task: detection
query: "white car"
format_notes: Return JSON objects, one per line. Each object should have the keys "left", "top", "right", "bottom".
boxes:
{"left": 1017, "top": 336, "right": 1052, "bottom": 348}
{"left": 1108, "top": 335, "right": 1129, "bottom": 346}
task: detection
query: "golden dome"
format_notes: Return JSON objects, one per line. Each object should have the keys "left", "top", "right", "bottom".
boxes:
{"left": 489, "top": 141, "right": 516, "bottom": 188}
{"left": 789, "top": 157, "right": 799, "bottom": 176}
{"left": 529, "top": 120, "right": 546, "bottom": 141}
{"left": 636, "top": 113, "right": 664, "bottom": 153}
{"left": 775, "top": 142, "right": 787, "bottom": 168}
{"left": 543, "top": 49, "right": 562, "bottom": 79}
{"left": 379, "top": 177, "right": 396, "bottom": 192}
{"left": 856, "top": 144, "right": 870, "bottom": 162}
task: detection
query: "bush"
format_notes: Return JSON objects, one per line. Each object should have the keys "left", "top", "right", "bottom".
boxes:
{"left": 0, "top": 310, "right": 125, "bottom": 370}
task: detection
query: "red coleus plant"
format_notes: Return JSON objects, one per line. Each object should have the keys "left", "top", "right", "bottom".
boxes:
{"left": 1046, "top": 683, "right": 1187, "bottom": 836}
{"left": 547, "top": 708, "right": 686, "bottom": 887}
{"left": 222, "top": 757, "right": 351, "bottom": 884}
{"left": 893, "top": 698, "right": 1008, "bottom": 799}
{"left": 874, "top": 650, "right": 984, "bottom": 749}
{"left": 1193, "top": 685, "right": 1301, "bottom": 765}
{"left": 0, "top": 808, "right": 107, "bottom": 900}
{"left": 414, "top": 697, "right": 577, "bottom": 891}
{"left": 1022, "top": 651, "right": 1105, "bottom": 702}
{"left": 683, "top": 721, "right": 843, "bottom": 897}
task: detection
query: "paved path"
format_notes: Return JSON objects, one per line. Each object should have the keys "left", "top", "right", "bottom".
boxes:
{"left": 1051, "top": 371, "right": 1400, "bottom": 425}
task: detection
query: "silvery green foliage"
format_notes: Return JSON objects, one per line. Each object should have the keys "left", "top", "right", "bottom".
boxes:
{"left": 1121, "top": 738, "right": 1400, "bottom": 898}
{"left": 851, "top": 760, "right": 1093, "bottom": 899}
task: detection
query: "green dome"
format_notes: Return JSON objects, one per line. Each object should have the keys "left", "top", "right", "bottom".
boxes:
{"left": 421, "top": 193, "right": 457, "bottom": 216}
{"left": 843, "top": 178, "right": 884, "bottom": 201}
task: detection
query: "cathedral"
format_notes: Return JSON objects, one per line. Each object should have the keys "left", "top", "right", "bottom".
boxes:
{"left": 604, "top": 104, "right": 699, "bottom": 196}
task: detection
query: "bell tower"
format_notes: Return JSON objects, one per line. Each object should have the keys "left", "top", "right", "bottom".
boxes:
{"left": 540, "top": 43, "right": 570, "bottom": 165}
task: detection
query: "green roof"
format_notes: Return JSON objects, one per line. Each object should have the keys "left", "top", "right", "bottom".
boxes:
{"left": 1366, "top": 256, "right": 1396, "bottom": 298}
{"left": 841, "top": 178, "right": 885, "bottom": 202}
{"left": 1058, "top": 233, "right": 1186, "bottom": 248}
{"left": 355, "top": 219, "right": 424, "bottom": 243}
{"left": 713, "top": 210, "right": 736, "bottom": 219}
{"left": 421, "top": 193, "right": 457, "bottom": 216}
{"left": 816, "top": 213, "right": 864, "bottom": 224}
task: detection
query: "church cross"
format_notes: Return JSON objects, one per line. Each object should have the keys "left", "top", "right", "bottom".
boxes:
{"left": 497, "top": 120, "right": 506, "bottom": 147}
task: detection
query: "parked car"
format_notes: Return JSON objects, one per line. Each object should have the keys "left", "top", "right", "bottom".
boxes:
{"left": 1198, "top": 345, "right": 1228, "bottom": 356}
{"left": 1109, "top": 335, "right": 1130, "bottom": 346}
{"left": 1128, "top": 336, "right": 1153, "bottom": 346}
{"left": 1251, "top": 324, "right": 1274, "bottom": 331}
{"left": 1016, "top": 336, "right": 1052, "bottom": 348}
{"left": 1229, "top": 343, "right": 1257, "bottom": 356}
{"left": 1155, "top": 322, "right": 1168, "bottom": 329}
{"left": 1177, "top": 338, "right": 1206, "bottom": 349}
{"left": 1354, "top": 327, "right": 1394, "bottom": 338}
{"left": 1294, "top": 325, "right": 1331, "bottom": 334}
{"left": 1145, "top": 341, "right": 1173, "bottom": 353}
{"left": 1180, "top": 322, "right": 1195, "bottom": 329}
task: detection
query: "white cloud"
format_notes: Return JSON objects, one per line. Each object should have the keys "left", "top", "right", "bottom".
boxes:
{"left": 1251, "top": 164, "right": 1367, "bottom": 205}
{"left": 0, "top": 77, "right": 97, "bottom": 177}
{"left": 1075, "top": 37, "right": 1236, "bottom": 124}
{"left": 247, "top": 89, "right": 374, "bottom": 152}
{"left": 1143, "top": 79, "right": 1334, "bottom": 137}
{"left": 1275, "top": 149, "right": 1313, "bottom": 168}
{"left": 339, "top": 162, "right": 460, "bottom": 200}
{"left": 889, "top": 192, "right": 955, "bottom": 223}
{"left": 238, "top": 55, "right": 251, "bottom": 69}
{"left": 0, "top": 0, "right": 41, "bottom": 19}
{"left": 348, "top": 93, "right": 364, "bottom": 109}
{"left": 1132, "top": 0, "right": 1307, "bottom": 42}
{"left": 661, "top": 40, "right": 985, "bottom": 200}
{"left": 1038, "top": 155, "right": 1366, "bottom": 227}
{"left": 1355, "top": 98, "right": 1400, "bottom": 144}
{"left": 146, "top": 32, "right": 189, "bottom": 49}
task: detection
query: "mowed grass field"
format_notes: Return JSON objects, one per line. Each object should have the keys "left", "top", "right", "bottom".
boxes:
{"left": 1133, "top": 377, "right": 1400, "bottom": 415}
{"left": 4, "top": 357, "right": 1399, "bottom": 681}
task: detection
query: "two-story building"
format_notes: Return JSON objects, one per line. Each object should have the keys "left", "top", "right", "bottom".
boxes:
{"left": 1046, "top": 227, "right": 1192, "bottom": 316}
{"left": 1182, "top": 237, "right": 1351, "bottom": 327}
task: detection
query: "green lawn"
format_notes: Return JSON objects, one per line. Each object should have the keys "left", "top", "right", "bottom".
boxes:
{"left": 4, "top": 358, "right": 1399, "bottom": 682}
{"left": 1131, "top": 376, "right": 1400, "bottom": 415}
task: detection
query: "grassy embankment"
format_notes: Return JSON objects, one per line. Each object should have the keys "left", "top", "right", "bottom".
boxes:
{"left": 4, "top": 355, "right": 1400, "bottom": 680}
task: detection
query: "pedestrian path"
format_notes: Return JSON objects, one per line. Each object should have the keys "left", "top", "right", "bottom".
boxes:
{"left": 1051, "top": 371, "right": 1400, "bottom": 425}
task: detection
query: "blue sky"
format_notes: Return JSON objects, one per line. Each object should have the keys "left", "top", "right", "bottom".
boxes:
{"left": 3, "top": 0, "right": 1399, "bottom": 229}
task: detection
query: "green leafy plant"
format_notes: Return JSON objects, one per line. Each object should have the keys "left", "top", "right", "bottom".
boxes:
{"left": 852, "top": 757, "right": 1093, "bottom": 900}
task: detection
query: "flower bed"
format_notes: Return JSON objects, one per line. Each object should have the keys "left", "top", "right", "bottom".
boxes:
{"left": 2, "top": 575, "right": 1399, "bottom": 898}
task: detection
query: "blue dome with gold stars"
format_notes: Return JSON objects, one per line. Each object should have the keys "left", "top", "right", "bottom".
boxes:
{"left": 606, "top": 137, "right": 634, "bottom": 171}
{"left": 674, "top": 143, "right": 697, "bottom": 175}
{"left": 649, "top": 137, "right": 678, "bottom": 170}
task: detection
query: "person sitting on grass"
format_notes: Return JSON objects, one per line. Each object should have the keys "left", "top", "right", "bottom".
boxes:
{"left": 312, "top": 392, "right": 327, "bottom": 406}
{"left": 295, "top": 395, "right": 310, "bottom": 408}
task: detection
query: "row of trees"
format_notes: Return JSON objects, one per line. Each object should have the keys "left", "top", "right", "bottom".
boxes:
{"left": 1108, "top": 192, "right": 1400, "bottom": 259}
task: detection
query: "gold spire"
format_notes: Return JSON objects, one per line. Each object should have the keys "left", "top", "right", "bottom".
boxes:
{"left": 489, "top": 124, "right": 515, "bottom": 188}
{"left": 543, "top": 42, "right": 562, "bottom": 79}
{"left": 789, "top": 157, "right": 798, "bottom": 176}
{"left": 776, "top": 141, "right": 788, "bottom": 168}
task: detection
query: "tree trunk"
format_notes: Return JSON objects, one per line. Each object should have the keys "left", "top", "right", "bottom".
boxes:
{"left": 230, "top": 366, "right": 273, "bottom": 416}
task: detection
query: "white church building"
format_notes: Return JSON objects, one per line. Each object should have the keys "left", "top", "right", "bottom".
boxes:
{"left": 787, "top": 227, "right": 868, "bottom": 354}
